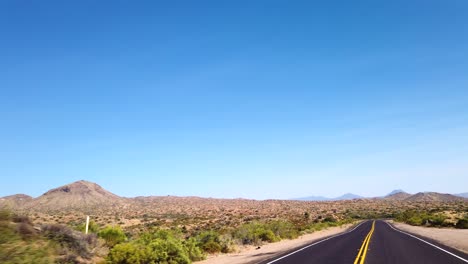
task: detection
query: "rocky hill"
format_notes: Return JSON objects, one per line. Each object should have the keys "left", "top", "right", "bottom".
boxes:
{"left": 23, "top": 180, "right": 125, "bottom": 212}
{"left": 0, "top": 194, "right": 33, "bottom": 208}
{"left": 405, "top": 192, "right": 466, "bottom": 202}
{"left": 384, "top": 191, "right": 412, "bottom": 200}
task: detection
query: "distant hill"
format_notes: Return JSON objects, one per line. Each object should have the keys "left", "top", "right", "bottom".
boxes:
{"left": 333, "top": 193, "right": 363, "bottom": 200}
{"left": 294, "top": 195, "right": 330, "bottom": 201}
{"left": 386, "top": 189, "right": 405, "bottom": 196}
{"left": 0, "top": 194, "right": 33, "bottom": 208}
{"left": 455, "top": 193, "right": 468, "bottom": 198}
{"left": 294, "top": 193, "right": 363, "bottom": 201}
{"left": 24, "top": 180, "right": 124, "bottom": 212}
{"left": 384, "top": 191, "right": 412, "bottom": 200}
{"left": 404, "top": 192, "right": 466, "bottom": 202}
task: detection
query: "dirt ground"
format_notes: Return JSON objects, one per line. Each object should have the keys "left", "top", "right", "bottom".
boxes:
{"left": 195, "top": 223, "right": 356, "bottom": 264}
{"left": 389, "top": 221, "right": 468, "bottom": 254}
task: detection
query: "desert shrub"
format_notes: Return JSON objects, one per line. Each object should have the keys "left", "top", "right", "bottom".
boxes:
{"left": 233, "top": 222, "right": 279, "bottom": 245}
{"left": 107, "top": 228, "right": 204, "bottom": 263}
{"left": 12, "top": 215, "right": 32, "bottom": 224}
{"left": 395, "top": 210, "right": 448, "bottom": 227}
{"left": 455, "top": 218, "right": 468, "bottom": 229}
{"left": 201, "top": 240, "right": 221, "bottom": 253}
{"left": 42, "top": 224, "right": 92, "bottom": 258}
{"left": 0, "top": 214, "right": 54, "bottom": 263}
{"left": 17, "top": 221, "right": 37, "bottom": 238}
{"left": 146, "top": 238, "right": 191, "bottom": 264}
{"left": 323, "top": 216, "right": 337, "bottom": 223}
{"left": 98, "top": 226, "right": 127, "bottom": 247}
{"left": 107, "top": 243, "right": 146, "bottom": 264}
{"left": 407, "top": 215, "right": 424, "bottom": 226}
{"left": 196, "top": 231, "right": 222, "bottom": 253}
{"left": 218, "top": 235, "right": 236, "bottom": 253}
{"left": 426, "top": 214, "right": 447, "bottom": 226}
{"left": 183, "top": 237, "right": 205, "bottom": 261}
{"left": 267, "top": 220, "right": 298, "bottom": 240}
{"left": 0, "top": 208, "right": 11, "bottom": 221}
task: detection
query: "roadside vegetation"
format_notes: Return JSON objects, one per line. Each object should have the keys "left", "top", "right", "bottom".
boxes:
{"left": 107, "top": 216, "right": 355, "bottom": 264}
{"left": 0, "top": 208, "right": 106, "bottom": 264}
{"left": 1, "top": 207, "right": 356, "bottom": 264}
{"left": 2, "top": 199, "right": 467, "bottom": 264}
{"left": 394, "top": 210, "right": 468, "bottom": 229}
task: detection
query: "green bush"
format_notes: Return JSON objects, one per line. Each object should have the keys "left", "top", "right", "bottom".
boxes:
{"left": 267, "top": 220, "right": 298, "bottom": 240}
{"left": 395, "top": 210, "right": 448, "bottom": 227}
{"left": 107, "top": 228, "right": 206, "bottom": 263}
{"left": 98, "top": 226, "right": 127, "bottom": 247}
{"left": 146, "top": 238, "right": 191, "bottom": 264}
{"left": 455, "top": 219, "right": 468, "bottom": 229}
{"left": 196, "top": 231, "right": 222, "bottom": 253}
{"left": 183, "top": 237, "right": 205, "bottom": 261}
{"left": 233, "top": 222, "right": 280, "bottom": 245}
{"left": 107, "top": 243, "right": 145, "bottom": 264}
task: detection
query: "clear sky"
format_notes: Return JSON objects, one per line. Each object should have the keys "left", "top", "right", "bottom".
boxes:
{"left": 1, "top": 1, "right": 468, "bottom": 199}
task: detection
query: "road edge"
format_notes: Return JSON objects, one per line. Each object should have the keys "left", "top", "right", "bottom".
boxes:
{"left": 384, "top": 220, "right": 468, "bottom": 263}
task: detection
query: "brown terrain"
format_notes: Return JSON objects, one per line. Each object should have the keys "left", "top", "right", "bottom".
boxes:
{"left": 1, "top": 180, "right": 467, "bottom": 235}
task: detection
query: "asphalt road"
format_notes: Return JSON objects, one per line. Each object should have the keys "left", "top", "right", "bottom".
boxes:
{"left": 260, "top": 220, "right": 468, "bottom": 264}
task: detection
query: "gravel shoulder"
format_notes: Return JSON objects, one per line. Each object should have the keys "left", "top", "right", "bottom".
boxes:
{"left": 195, "top": 223, "right": 357, "bottom": 264}
{"left": 389, "top": 220, "right": 468, "bottom": 254}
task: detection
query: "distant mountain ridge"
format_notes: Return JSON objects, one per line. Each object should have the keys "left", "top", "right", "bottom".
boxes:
{"left": 1, "top": 181, "right": 467, "bottom": 213}
{"left": 386, "top": 189, "right": 405, "bottom": 196}
{"left": 295, "top": 193, "right": 363, "bottom": 201}
{"left": 455, "top": 192, "right": 468, "bottom": 198}
{"left": 295, "top": 190, "right": 466, "bottom": 202}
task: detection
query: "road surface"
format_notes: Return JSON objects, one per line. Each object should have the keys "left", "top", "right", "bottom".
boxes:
{"left": 260, "top": 220, "right": 468, "bottom": 264}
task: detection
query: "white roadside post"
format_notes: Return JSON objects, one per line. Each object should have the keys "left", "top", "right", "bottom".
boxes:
{"left": 85, "top": 215, "right": 90, "bottom": 234}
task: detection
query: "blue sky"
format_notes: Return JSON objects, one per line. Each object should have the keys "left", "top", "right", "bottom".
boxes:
{"left": 1, "top": 1, "right": 467, "bottom": 199}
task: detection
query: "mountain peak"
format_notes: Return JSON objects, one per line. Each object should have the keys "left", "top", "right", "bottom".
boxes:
{"left": 333, "top": 193, "right": 363, "bottom": 200}
{"left": 29, "top": 180, "right": 123, "bottom": 212}
{"left": 387, "top": 189, "right": 405, "bottom": 196}
{"left": 43, "top": 180, "right": 112, "bottom": 196}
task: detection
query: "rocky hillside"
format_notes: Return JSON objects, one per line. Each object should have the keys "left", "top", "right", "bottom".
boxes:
{"left": 384, "top": 191, "right": 412, "bottom": 200}
{"left": 405, "top": 192, "right": 466, "bottom": 202}
{"left": 23, "top": 180, "right": 125, "bottom": 212}
{"left": 0, "top": 194, "right": 33, "bottom": 208}
{"left": 1, "top": 181, "right": 466, "bottom": 215}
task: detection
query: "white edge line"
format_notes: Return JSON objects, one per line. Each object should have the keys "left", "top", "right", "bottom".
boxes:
{"left": 266, "top": 221, "right": 369, "bottom": 264}
{"left": 385, "top": 221, "right": 468, "bottom": 263}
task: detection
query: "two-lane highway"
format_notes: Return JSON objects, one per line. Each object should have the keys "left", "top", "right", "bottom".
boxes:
{"left": 261, "top": 220, "right": 468, "bottom": 264}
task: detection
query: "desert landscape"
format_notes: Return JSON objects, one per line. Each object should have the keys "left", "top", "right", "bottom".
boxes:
{"left": 1, "top": 180, "right": 467, "bottom": 263}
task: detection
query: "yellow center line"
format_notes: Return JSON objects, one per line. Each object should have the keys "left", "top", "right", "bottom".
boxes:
{"left": 353, "top": 220, "right": 375, "bottom": 264}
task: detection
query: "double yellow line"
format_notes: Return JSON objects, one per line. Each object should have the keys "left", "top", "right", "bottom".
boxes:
{"left": 354, "top": 220, "right": 375, "bottom": 264}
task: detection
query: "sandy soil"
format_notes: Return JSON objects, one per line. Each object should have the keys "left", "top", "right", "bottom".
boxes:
{"left": 195, "top": 223, "right": 356, "bottom": 264}
{"left": 389, "top": 221, "right": 468, "bottom": 254}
